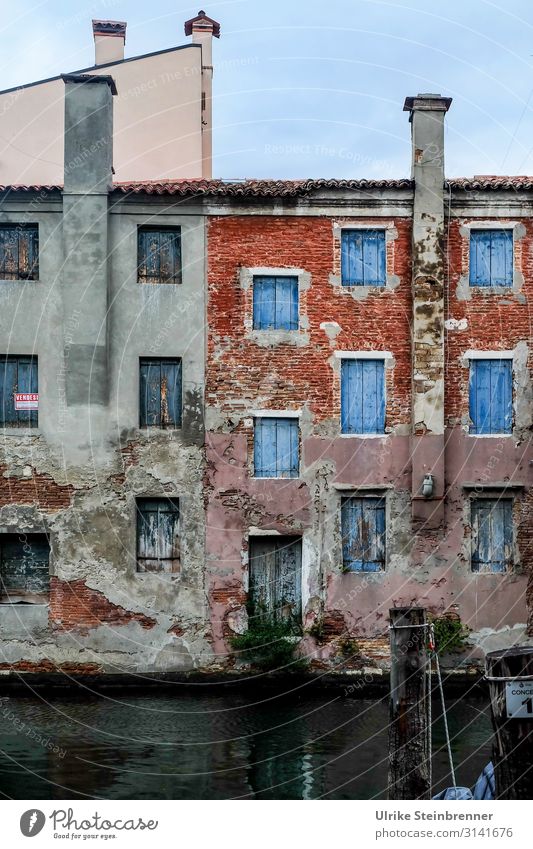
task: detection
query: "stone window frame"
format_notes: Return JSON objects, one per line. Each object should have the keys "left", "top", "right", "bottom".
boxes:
{"left": 464, "top": 487, "right": 522, "bottom": 575}
{"left": 239, "top": 266, "right": 311, "bottom": 347}
{"left": 330, "top": 221, "right": 400, "bottom": 299}
{"left": 461, "top": 349, "right": 515, "bottom": 438}
{"left": 332, "top": 350, "right": 395, "bottom": 438}
{"left": 456, "top": 220, "right": 525, "bottom": 300}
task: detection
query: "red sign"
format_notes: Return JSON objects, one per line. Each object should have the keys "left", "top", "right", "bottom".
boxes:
{"left": 14, "top": 393, "right": 39, "bottom": 411}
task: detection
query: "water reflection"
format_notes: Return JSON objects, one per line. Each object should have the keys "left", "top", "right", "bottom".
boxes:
{"left": 0, "top": 691, "right": 492, "bottom": 800}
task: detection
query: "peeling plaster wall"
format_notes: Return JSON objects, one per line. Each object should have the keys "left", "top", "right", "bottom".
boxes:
{"left": 0, "top": 192, "right": 210, "bottom": 673}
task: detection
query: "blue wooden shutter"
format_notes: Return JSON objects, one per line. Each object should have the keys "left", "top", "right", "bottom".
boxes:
{"left": 469, "top": 359, "right": 512, "bottom": 434}
{"left": 472, "top": 499, "right": 512, "bottom": 572}
{"left": 161, "top": 359, "right": 182, "bottom": 427}
{"left": 341, "top": 496, "right": 386, "bottom": 572}
{"left": 253, "top": 277, "right": 276, "bottom": 329}
{"left": 17, "top": 357, "right": 38, "bottom": 427}
{"left": 341, "top": 230, "right": 385, "bottom": 286}
{"left": 138, "top": 229, "right": 181, "bottom": 284}
{"left": 470, "top": 230, "right": 512, "bottom": 287}
{"left": 0, "top": 357, "right": 37, "bottom": 427}
{"left": 253, "top": 276, "right": 298, "bottom": 330}
{"left": 137, "top": 498, "right": 180, "bottom": 572}
{"left": 140, "top": 359, "right": 181, "bottom": 427}
{"left": 254, "top": 418, "right": 299, "bottom": 477}
{"left": 341, "top": 359, "right": 385, "bottom": 434}
{"left": 275, "top": 277, "right": 298, "bottom": 330}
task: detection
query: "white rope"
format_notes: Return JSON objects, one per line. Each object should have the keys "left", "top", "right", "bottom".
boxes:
{"left": 429, "top": 623, "right": 457, "bottom": 788}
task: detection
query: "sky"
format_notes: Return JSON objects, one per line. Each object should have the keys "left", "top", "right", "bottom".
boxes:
{"left": 1, "top": 0, "right": 533, "bottom": 179}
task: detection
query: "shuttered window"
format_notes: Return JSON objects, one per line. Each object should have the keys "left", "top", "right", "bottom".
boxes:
{"left": 341, "top": 359, "right": 385, "bottom": 434}
{"left": 0, "top": 534, "right": 50, "bottom": 602}
{"left": 0, "top": 225, "right": 39, "bottom": 281}
{"left": 0, "top": 356, "right": 38, "bottom": 428}
{"left": 252, "top": 276, "right": 299, "bottom": 330}
{"left": 139, "top": 358, "right": 182, "bottom": 428}
{"left": 254, "top": 417, "right": 299, "bottom": 478}
{"left": 341, "top": 229, "right": 386, "bottom": 286}
{"left": 469, "top": 230, "right": 513, "bottom": 287}
{"left": 249, "top": 536, "right": 302, "bottom": 621}
{"left": 136, "top": 498, "right": 180, "bottom": 572}
{"left": 469, "top": 359, "right": 512, "bottom": 434}
{"left": 341, "top": 496, "right": 386, "bottom": 572}
{"left": 471, "top": 498, "right": 513, "bottom": 572}
{"left": 138, "top": 228, "right": 182, "bottom": 284}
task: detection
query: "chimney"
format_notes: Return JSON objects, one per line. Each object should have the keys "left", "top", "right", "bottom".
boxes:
{"left": 92, "top": 19, "right": 127, "bottom": 65}
{"left": 403, "top": 93, "right": 452, "bottom": 532}
{"left": 184, "top": 10, "right": 221, "bottom": 179}
{"left": 61, "top": 75, "right": 116, "bottom": 423}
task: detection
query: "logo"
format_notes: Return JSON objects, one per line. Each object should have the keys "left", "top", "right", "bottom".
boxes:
{"left": 20, "top": 809, "right": 46, "bottom": 837}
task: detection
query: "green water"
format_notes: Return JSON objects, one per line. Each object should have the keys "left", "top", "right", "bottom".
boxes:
{"left": 0, "top": 689, "right": 492, "bottom": 799}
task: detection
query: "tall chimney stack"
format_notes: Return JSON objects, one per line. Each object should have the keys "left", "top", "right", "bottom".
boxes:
{"left": 403, "top": 93, "right": 452, "bottom": 534}
{"left": 184, "top": 10, "right": 221, "bottom": 179}
{"left": 61, "top": 75, "right": 116, "bottom": 435}
{"left": 92, "top": 20, "right": 127, "bottom": 65}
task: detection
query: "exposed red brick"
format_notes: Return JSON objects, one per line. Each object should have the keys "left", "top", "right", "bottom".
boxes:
{"left": 167, "top": 623, "right": 185, "bottom": 636}
{"left": 210, "top": 586, "right": 247, "bottom": 606}
{"left": 50, "top": 578, "right": 156, "bottom": 632}
{"left": 0, "top": 466, "right": 74, "bottom": 511}
{"left": 0, "top": 660, "right": 102, "bottom": 674}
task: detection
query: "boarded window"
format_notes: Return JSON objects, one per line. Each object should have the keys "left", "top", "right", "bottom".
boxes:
{"left": 341, "top": 229, "right": 386, "bottom": 286}
{"left": 471, "top": 498, "right": 513, "bottom": 572}
{"left": 469, "top": 230, "right": 513, "bottom": 287}
{"left": 138, "top": 228, "right": 182, "bottom": 284}
{"left": 0, "top": 534, "right": 50, "bottom": 603}
{"left": 136, "top": 498, "right": 180, "bottom": 572}
{"left": 249, "top": 536, "right": 302, "bottom": 621}
{"left": 0, "top": 356, "right": 38, "bottom": 428}
{"left": 140, "top": 358, "right": 182, "bottom": 428}
{"left": 341, "top": 359, "right": 385, "bottom": 434}
{"left": 341, "top": 496, "right": 386, "bottom": 572}
{"left": 253, "top": 276, "right": 299, "bottom": 330}
{"left": 0, "top": 225, "right": 39, "bottom": 281}
{"left": 254, "top": 417, "right": 299, "bottom": 478}
{"left": 469, "top": 359, "right": 512, "bottom": 435}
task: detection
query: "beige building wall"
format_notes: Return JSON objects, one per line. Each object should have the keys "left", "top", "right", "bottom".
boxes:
{"left": 0, "top": 43, "right": 208, "bottom": 184}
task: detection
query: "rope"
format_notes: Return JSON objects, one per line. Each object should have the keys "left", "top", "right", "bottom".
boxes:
{"left": 429, "top": 623, "right": 457, "bottom": 788}
{"left": 427, "top": 633, "right": 432, "bottom": 795}
{"left": 485, "top": 674, "right": 533, "bottom": 682}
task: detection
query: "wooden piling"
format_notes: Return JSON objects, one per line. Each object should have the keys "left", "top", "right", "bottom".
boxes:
{"left": 486, "top": 646, "right": 533, "bottom": 799}
{"left": 388, "top": 606, "right": 430, "bottom": 800}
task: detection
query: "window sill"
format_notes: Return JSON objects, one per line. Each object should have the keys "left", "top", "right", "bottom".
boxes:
{"left": 339, "top": 432, "right": 387, "bottom": 439}
{"left": 0, "top": 427, "right": 40, "bottom": 436}
{"left": 468, "top": 284, "right": 513, "bottom": 291}
{"left": 341, "top": 282, "right": 386, "bottom": 289}
{"left": 467, "top": 433, "right": 513, "bottom": 438}
{"left": 252, "top": 475, "right": 300, "bottom": 481}
{"left": 0, "top": 278, "right": 40, "bottom": 285}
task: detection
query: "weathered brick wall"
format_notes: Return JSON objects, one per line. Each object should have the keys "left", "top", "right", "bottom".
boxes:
{"left": 0, "top": 466, "right": 73, "bottom": 510}
{"left": 50, "top": 578, "right": 157, "bottom": 633}
{"left": 207, "top": 215, "right": 412, "bottom": 425}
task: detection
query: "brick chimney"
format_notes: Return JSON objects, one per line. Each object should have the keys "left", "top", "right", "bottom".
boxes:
{"left": 184, "top": 10, "right": 221, "bottom": 179}
{"left": 403, "top": 93, "right": 452, "bottom": 534}
{"left": 92, "top": 20, "right": 127, "bottom": 65}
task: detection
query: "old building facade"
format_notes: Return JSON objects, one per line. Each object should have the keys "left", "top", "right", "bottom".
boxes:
{"left": 0, "top": 66, "right": 531, "bottom": 675}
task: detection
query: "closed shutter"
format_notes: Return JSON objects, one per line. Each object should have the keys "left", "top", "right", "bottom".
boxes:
{"left": 254, "top": 418, "right": 299, "bottom": 477}
{"left": 138, "top": 229, "right": 181, "bottom": 284}
{"left": 469, "top": 359, "right": 512, "bottom": 434}
{"left": 341, "top": 230, "right": 386, "bottom": 286}
{"left": 253, "top": 276, "right": 298, "bottom": 330}
{"left": 470, "top": 230, "right": 513, "bottom": 287}
{"left": 140, "top": 359, "right": 182, "bottom": 427}
{"left": 0, "top": 534, "right": 50, "bottom": 601}
{"left": 341, "top": 496, "right": 386, "bottom": 572}
{"left": 249, "top": 536, "right": 302, "bottom": 621}
{"left": 136, "top": 499, "right": 180, "bottom": 572}
{"left": 472, "top": 499, "right": 513, "bottom": 572}
{"left": 341, "top": 359, "right": 385, "bottom": 434}
{"left": 0, "top": 356, "right": 38, "bottom": 427}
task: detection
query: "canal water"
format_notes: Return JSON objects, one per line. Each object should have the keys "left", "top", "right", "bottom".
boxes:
{"left": 0, "top": 689, "right": 492, "bottom": 799}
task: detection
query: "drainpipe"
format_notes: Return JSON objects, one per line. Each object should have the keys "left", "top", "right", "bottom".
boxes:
{"left": 403, "top": 93, "right": 452, "bottom": 530}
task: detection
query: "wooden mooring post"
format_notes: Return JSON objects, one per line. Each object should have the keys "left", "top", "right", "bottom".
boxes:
{"left": 388, "top": 607, "right": 430, "bottom": 800}
{"left": 486, "top": 646, "right": 533, "bottom": 799}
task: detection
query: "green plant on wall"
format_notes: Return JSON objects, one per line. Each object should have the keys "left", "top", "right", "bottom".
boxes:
{"left": 337, "top": 637, "right": 360, "bottom": 659}
{"left": 231, "top": 613, "right": 306, "bottom": 672}
{"left": 430, "top": 615, "right": 470, "bottom": 654}
{"left": 307, "top": 616, "right": 326, "bottom": 643}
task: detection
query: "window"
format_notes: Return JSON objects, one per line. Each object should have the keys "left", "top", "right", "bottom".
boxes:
{"left": 140, "top": 358, "right": 182, "bottom": 428}
{"left": 0, "top": 225, "right": 39, "bottom": 281}
{"left": 254, "top": 417, "right": 299, "bottom": 478}
{"left": 253, "top": 276, "right": 298, "bottom": 330}
{"left": 136, "top": 498, "right": 180, "bottom": 572}
{"left": 138, "top": 227, "right": 181, "bottom": 284}
{"left": 341, "top": 359, "right": 385, "bottom": 434}
{"left": 0, "top": 356, "right": 38, "bottom": 428}
{"left": 341, "top": 229, "right": 386, "bottom": 286}
{"left": 469, "top": 359, "right": 512, "bottom": 434}
{"left": 341, "top": 496, "right": 385, "bottom": 572}
{"left": 471, "top": 498, "right": 513, "bottom": 572}
{"left": 249, "top": 536, "right": 302, "bottom": 621}
{"left": 0, "top": 534, "right": 50, "bottom": 603}
{"left": 469, "top": 230, "right": 513, "bottom": 287}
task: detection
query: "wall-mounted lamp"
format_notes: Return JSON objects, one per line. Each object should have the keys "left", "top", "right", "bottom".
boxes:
{"left": 422, "top": 474, "right": 434, "bottom": 498}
